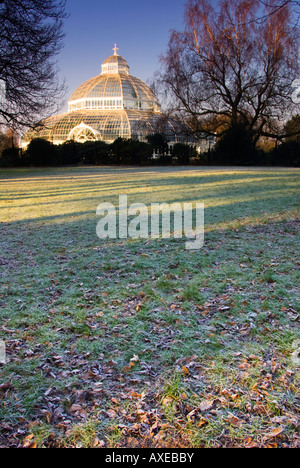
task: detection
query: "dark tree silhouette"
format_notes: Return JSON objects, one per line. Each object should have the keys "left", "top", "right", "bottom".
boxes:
{"left": 159, "top": 0, "right": 300, "bottom": 147}
{"left": 0, "top": 0, "right": 67, "bottom": 129}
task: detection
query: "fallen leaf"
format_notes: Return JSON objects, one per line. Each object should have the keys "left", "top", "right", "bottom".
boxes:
{"left": 106, "top": 409, "right": 117, "bottom": 418}
{"left": 70, "top": 404, "right": 83, "bottom": 413}
{"left": 199, "top": 400, "right": 214, "bottom": 412}
{"left": 0, "top": 382, "right": 11, "bottom": 392}
{"left": 162, "top": 397, "right": 173, "bottom": 406}
{"left": 130, "top": 354, "right": 140, "bottom": 363}
{"left": 23, "top": 434, "right": 37, "bottom": 448}
{"left": 265, "top": 427, "right": 284, "bottom": 439}
{"left": 227, "top": 414, "right": 241, "bottom": 427}
{"left": 198, "top": 419, "right": 207, "bottom": 428}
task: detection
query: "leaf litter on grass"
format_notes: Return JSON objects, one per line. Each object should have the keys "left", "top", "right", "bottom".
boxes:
{"left": 0, "top": 167, "right": 299, "bottom": 448}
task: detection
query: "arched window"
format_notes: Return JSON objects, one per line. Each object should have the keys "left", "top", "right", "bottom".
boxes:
{"left": 68, "top": 123, "right": 101, "bottom": 143}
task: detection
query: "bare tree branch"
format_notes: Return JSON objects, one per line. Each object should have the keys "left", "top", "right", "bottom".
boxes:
{"left": 0, "top": 0, "right": 67, "bottom": 131}
{"left": 158, "top": 0, "right": 299, "bottom": 145}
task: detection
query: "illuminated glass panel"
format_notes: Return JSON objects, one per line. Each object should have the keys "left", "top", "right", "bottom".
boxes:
{"left": 23, "top": 50, "right": 168, "bottom": 147}
{"left": 68, "top": 53, "right": 161, "bottom": 113}
{"left": 23, "top": 109, "right": 174, "bottom": 145}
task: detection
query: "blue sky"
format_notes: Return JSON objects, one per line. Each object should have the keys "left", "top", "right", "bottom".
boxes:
{"left": 57, "top": 0, "right": 186, "bottom": 111}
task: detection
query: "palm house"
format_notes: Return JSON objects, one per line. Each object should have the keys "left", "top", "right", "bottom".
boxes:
{"left": 22, "top": 46, "right": 175, "bottom": 146}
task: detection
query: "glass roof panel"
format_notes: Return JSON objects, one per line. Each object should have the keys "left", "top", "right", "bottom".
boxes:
{"left": 23, "top": 48, "right": 165, "bottom": 146}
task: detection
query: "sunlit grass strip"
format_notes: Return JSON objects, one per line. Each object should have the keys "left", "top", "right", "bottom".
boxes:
{"left": 0, "top": 166, "right": 299, "bottom": 448}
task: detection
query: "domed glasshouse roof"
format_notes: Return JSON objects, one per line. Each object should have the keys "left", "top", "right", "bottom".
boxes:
{"left": 103, "top": 53, "right": 129, "bottom": 66}
{"left": 22, "top": 45, "right": 174, "bottom": 146}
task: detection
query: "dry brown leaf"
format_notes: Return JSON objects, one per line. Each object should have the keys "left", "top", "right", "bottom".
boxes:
{"left": 106, "top": 409, "right": 117, "bottom": 418}
{"left": 23, "top": 434, "right": 37, "bottom": 448}
{"left": 162, "top": 396, "right": 173, "bottom": 406}
{"left": 199, "top": 400, "right": 214, "bottom": 412}
{"left": 266, "top": 427, "right": 284, "bottom": 439}
{"left": 70, "top": 404, "right": 82, "bottom": 413}
{"left": 0, "top": 382, "right": 11, "bottom": 391}
{"left": 227, "top": 414, "right": 241, "bottom": 427}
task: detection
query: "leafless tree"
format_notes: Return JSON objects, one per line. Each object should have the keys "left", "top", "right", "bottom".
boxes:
{"left": 159, "top": 0, "right": 300, "bottom": 145}
{"left": 0, "top": 0, "right": 67, "bottom": 130}
{"left": 257, "top": 1, "right": 299, "bottom": 26}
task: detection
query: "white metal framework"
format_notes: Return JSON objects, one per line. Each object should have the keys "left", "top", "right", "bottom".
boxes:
{"left": 68, "top": 50, "right": 160, "bottom": 114}
{"left": 22, "top": 46, "right": 171, "bottom": 147}
{"left": 67, "top": 122, "right": 101, "bottom": 143}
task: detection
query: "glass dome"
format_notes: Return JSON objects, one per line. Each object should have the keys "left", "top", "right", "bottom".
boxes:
{"left": 22, "top": 109, "right": 166, "bottom": 145}
{"left": 22, "top": 46, "right": 170, "bottom": 146}
{"left": 68, "top": 47, "right": 161, "bottom": 113}
{"left": 102, "top": 50, "right": 130, "bottom": 74}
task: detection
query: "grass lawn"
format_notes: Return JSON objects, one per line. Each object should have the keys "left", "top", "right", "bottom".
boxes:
{"left": 0, "top": 165, "right": 299, "bottom": 448}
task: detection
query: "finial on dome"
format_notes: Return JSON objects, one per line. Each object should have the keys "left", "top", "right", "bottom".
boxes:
{"left": 113, "top": 44, "right": 119, "bottom": 56}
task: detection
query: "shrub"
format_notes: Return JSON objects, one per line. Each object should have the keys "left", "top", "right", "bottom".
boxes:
{"left": 129, "top": 141, "right": 152, "bottom": 165}
{"left": 25, "top": 138, "right": 57, "bottom": 166}
{"left": 0, "top": 147, "right": 20, "bottom": 167}
{"left": 214, "top": 123, "right": 256, "bottom": 165}
{"left": 109, "top": 138, "right": 152, "bottom": 165}
{"left": 109, "top": 138, "right": 129, "bottom": 164}
{"left": 93, "top": 141, "right": 110, "bottom": 165}
{"left": 171, "top": 143, "right": 198, "bottom": 165}
{"left": 270, "top": 141, "right": 300, "bottom": 167}
{"left": 147, "top": 133, "right": 169, "bottom": 157}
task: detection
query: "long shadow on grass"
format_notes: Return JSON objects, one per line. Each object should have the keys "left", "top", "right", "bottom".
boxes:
{"left": 0, "top": 167, "right": 297, "bottom": 204}
{"left": 1, "top": 180, "right": 298, "bottom": 211}
{"left": 0, "top": 191, "right": 298, "bottom": 229}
